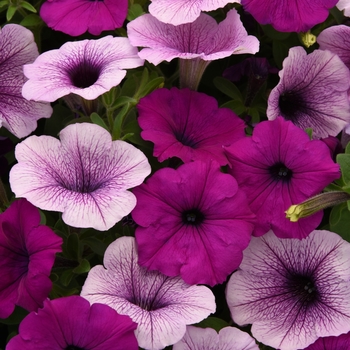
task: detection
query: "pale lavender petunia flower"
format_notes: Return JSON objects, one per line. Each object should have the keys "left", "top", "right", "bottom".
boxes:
{"left": 149, "top": 0, "right": 240, "bottom": 25}
{"left": 22, "top": 36, "right": 144, "bottom": 102}
{"left": 226, "top": 230, "right": 350, "bottom": 350}
{"left": 173, "top": 326, "right": 259, "bottom": 350}
{"left": 337, "top": 0, "right": 350, "bottom": 16}
{"left": 0, "top": 24, "right": 52, "bottom": 138}
{"left": 9, "top": 123, "right": 151, "bottom": 231}
{"left": 81, "top": 236, "right": 216, "bottom": 350}
{"left": 127, "top": 9, "right": 259, "bottom": 89}
{"left": 267, "top": 46, "right": 350, "bottom": 138}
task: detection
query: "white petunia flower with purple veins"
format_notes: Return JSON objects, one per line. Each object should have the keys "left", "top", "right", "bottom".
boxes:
{"left": 173, "top": 326, "right": 259, "bottom": 350}
{"left": 149, "top": 0, "right": 241, "bottom": 25}
{"left": 267, "top": 46, "right": 350, "bottom": 139}
{"left": 226, "top": 230, "right": 350, "bottom": 350}
{"left": 337, "top": 0, "right": 350, "bottom": 16}
{"left": 9, "top": 123, "right": 151, "bottom": 231}
{"left": 81, "top": 236, "right": 216, "bottom": 350}
{"left": 0, "top": 24, "right": 52, "bottom": 138}
{"left": 22, "top": 36, "right": 144, "bottom": 102}
{"left": 127, "top": 9, "right": 259, "bottom": 90}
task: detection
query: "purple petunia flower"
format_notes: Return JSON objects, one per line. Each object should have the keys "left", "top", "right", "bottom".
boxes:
{"left": 267, "top": 46, "right": 350, "bottom": 139}
{"left": 172, "top": 326, "right": 259, "bottom": 349}
{"left": 40, "top": 0, "right": 128, "bottom": 36}
{"left": 318, "top": 25, "right": 350, "bottom": 69}
{"left": 304, "top": 331, "right": 350, "bottom": 349}
{"left": 127, "top": 9, "right": 259, "bottom": 90}
{"left": 22, "top": 36, "right": 144, "bottom": 102}
{"left": 226, "top": 230, "right": 350, "bottom": 350}
{"left": 0, "top": 199, "right": 62, "bottom": 319}
{"left": 0, "top": 24, "right": 52, "bottom": 138}
{"left": 9, "top": 123, "right": 151, "bottom": 231}
{"left": 6, "top": 296, "right": 138, "bottom": 349}
{"left": 225, "top": 117, "right": 340, "bottom": 239}
{"left": 81, "top": 236, "right": 216, "bottom": 350}
{"left": 137, "top": 87, "right": 246, "bottom": 165}
{"left": 148, "top": 0, "right": 240, "bottom": 25}
{"left": 132, "top": 160, "right": 255, "bottom": 286}
{"left": 241, "top": 0, "right": 338, "bottom": 32}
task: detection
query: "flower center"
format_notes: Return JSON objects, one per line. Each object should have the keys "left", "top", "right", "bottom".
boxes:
{"left": 287, "top": 274, "right": 319, "bottom": 305}
{"left": 182, "top": 208, "right": 205, "bottom": 225}
{"left": 174, "top": 130, "right": 197, "bottom": 148}
{"left": 268, "top": 162, "right": 292, "bottom": 181}
{"left": 65, "top": 346, "right": 85, "bottom": 350}
{"left": 67, "top": 59, "right": 101, "bottom": 89}
{"left": 278, "top": 91, "right": 306, "bottom": 122}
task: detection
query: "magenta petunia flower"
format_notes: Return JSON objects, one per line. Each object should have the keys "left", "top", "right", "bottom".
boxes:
{"left": 9, "top": 123, "right": 151, "bottom": 231}
{"left": 318, "top": 25, "right": 350, "bottom": 69}
{"left": 127, "top": 9, "right": 259, "bottom": 89}
{"left": 81, "top": 236, "right": 216, "bottom": 350}
{"left": 132, "top": 160, "right": 255, "bottom": 286}
{"left": 0, "top": 199, "right": 62, "bottom": 319}
{"left": 149, "top": 0, "right": 240, "bottom": 25}
{"left": 0, "top": 24, "right": 52, "bottom": 138}
{"left": 40, "top": 0, "right": 128, "bottom": 36}
{"left": 137, "top": 87, "right": 246, "bottom": 165}
{"left": 337, "top": 0, "right": 350, "bottom": 16}
{"left": 304, "top": 331, "right": 350, "bottom": 349}
{"left": 6, "top": 296, "right": 138, "bottom": 349}
{"left": 267, "top": 46, "right": 350, "bottom": 139}
{"left": 241, "top": 0, "right": 338, "bottom": 32}
{"left": 225, "top": 117, "right": 340, "bottom": 239}
{"left": 22, "top": 36, "right": 144, "bottom": 102}
{"left": 226, "top": 230, "right": 350, "bottom": 350}
{"left": 173, "top": 326, "right": 259, "bottom": 350}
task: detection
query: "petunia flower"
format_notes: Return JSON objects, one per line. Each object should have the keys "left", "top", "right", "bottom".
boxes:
{"left": 336, "top": 0, "right": 350, "bottom": 16}
{"left": 0, "top": 24, "right": 52, "bottom": 138}
{"left": 132, "top": 160, "right": 255, "bottom": 286}
{"left": 22, "top": 36, "right": 144, "bottom": 102}
{"left": 0, "top": 199, "right": 62, "bottom": 319}
{"left": 148, "top": 0, "right": 240, "bottom": 25}
{"left": 226, "top": 230, "right": 350, "bottom": 350}
{"left": 40, "top": 0, "right": 128, "bottom": 36}
{"left": 224, "top": 117, "right": 340, "bottom": 239}
{"left": 127, "top": 9, "right": 259, "bottom": 90}
{"left": 172, "top": 326, "right": 259, "bottom": 350}
{"left": 137, "top": 87, "right": 246, "bottom": 165}
{"left": 267, "top": 46, "right": 350, "bottom": 139}
{"left": 81, "top": 236, "right": 216, "bottom": 350}
{"left": 9, "top": 123, "right": 151, "bottom": 231}
{"left": 304, "top": 331, "right": 350, "bottom": 349}
{"left": 6, "top": 296, "right": 138, "bottom": 349}
{"left": 318, "top": 25, "right": 350, "bottom": 69}
{"left": 241, "top": 0, "right": 338, "bottom": 32}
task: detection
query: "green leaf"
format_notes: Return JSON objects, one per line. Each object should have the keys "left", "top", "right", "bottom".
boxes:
{"left": 0, "top": 307, "right": 28, "bottom": 325}
{"left": 20, "top": 1, "right": 37, "bottom": 12}
{"left": 262, "top": 25, "right": 291, "bottom": 41}
{"left": 121, "top": 132, "right": 134, "bottom": 141}
{"left": 73, "top": 259, "right": 90, "bottom": 274}
{"left": 194, "top": 317, "right": 229, "bottom": 332}
{"left": 337, "top": 153, "right": 350, "bottom": 185}
{"left": 112, "top": 102, "right": 131, "bottom": 140}
{"left": 329, "top": 203, "right": 350, "bottom": 242}
{"left": 82, "top": 237, "right": 108, "bottom": 256}
{"left": 305, "top": 128, "right": 313, "bottom": 140}
{"left": 138, "top": 77, "right": 164, "bottom": 98}
{"left": 101, "top": 86, "right": 119, "bottom": 107}
{"left": 60, "top": 269, "right": 75, "bottom": 287}
{"left": 110, "top": 96, "right": 137, "bottom": 111}
{"left": 6, "top": 5, "right": 16, "bottom": 21}
{"left": 221, "top": 100, "right": 246, "bottom": 115}
{"left": 127, "top": 3, "right": 144, "bottom": 21}
{"left": 66, "top": 233, "right": 81, "bottom": 260}
{"left": 90, "top": 112, "right": 109, "bottom": 131}
{"left": 272, "top": 40, "right": 290, "bottom": 69}
{"left": 20, "top": 13, "right": 42, "bottom": 26}
{"left": 213, "top": 77, "right": 243, "bottom": 101}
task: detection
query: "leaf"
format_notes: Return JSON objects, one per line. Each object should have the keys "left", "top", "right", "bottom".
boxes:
{"left": 127, "top": 3, "right": 144, "bottom": 21}
{"left": 221, "top": 100, "right": 246, "bottom": 115}
{"left": 73, "top": 259, "right": 90, "bottom": 274}
{"left": 213, "top": 77, "right": 243, "bottom": 101}
{"left": 194, "top": 317, "right": 229, "bottom": 332}
{"left": 6, "top": 5, "right": 16, "bottom": 21}
{"left": 90, "top": 112, "right": 109, "bottom": 131}
{"left": 336, "top": 153, "right": 350, "bottom": 185}
{"left": 329, "top": 203, "right": 350, "bottom": 242}
{"left": 20, "top": 1, "right": 37, "bottom": 12}
{"left": 20, "top": 13, "right": 42, "bottom": 26}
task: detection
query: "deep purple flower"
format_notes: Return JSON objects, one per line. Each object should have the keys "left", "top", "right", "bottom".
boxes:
{"left": 6, "top": 296, "right": 138, "bottom": 349}
{"left": 318, "top": 25, "right": 350, "bottom": 70}
{"left": 0, "top": 24, "right": 52, "bottom": 138}
{"left": 9, "top": 123, "right": 151, "bottom": 231}
{"left": 81, "top": 236, "right": 216, "bottom": 350}
{"left": 0, "top": 199, "right": 62, "bottom": 319}
{"left": 137, "top": 87, "right": 246, "bottom": 165}
{"left": 241, "top": 0, "right": 338, "bottom": 32}
{"left": 267, "top": 46, "right": 350, "bottom": 139}
{"left": 226, "top": 230, "right": 350, "bottom": 350}
{"left": 149, "top": 0, "right": 240, "bottom": 25}
{"left": 173, "top": 326, "right": 259, "bottom": 350}
{"left": 304, "top": 331, "right": 350, "bottom": 350}
{"left": 22, "top": 36, "right": 144, "bottom": 102}
{"left": 225, "top": 117, "right": 340, "bottom": 239}
{"left": 40, "top": 0, "right": 128, "bottom": 36}
{"left": 132, "top": 160, "right": 255, "bottom": 286}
